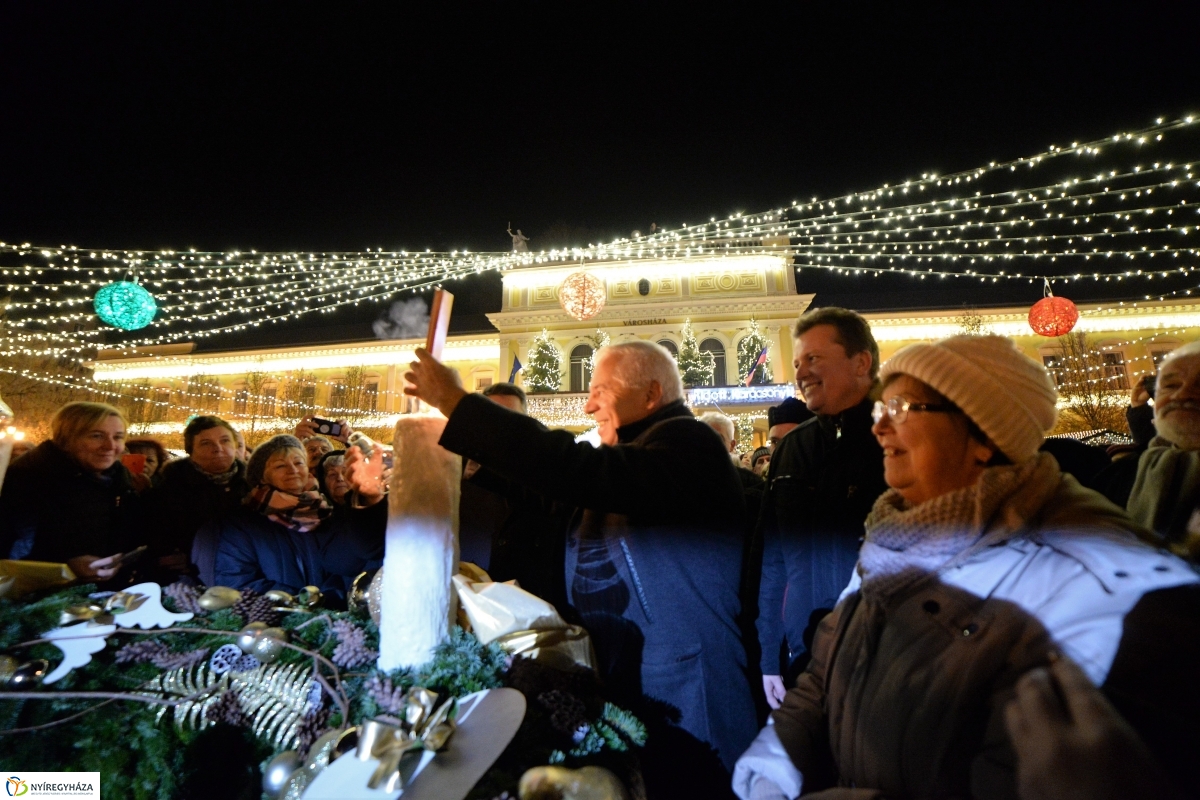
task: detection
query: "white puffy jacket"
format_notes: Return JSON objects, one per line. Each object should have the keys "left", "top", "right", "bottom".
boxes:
{"left": 733, "top": 528, "right": 1198, "bottom": 799}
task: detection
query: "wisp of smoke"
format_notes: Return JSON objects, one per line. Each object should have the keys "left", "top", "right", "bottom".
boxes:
{"left": 373, "top": 297, "right": 431, "bottom": 340}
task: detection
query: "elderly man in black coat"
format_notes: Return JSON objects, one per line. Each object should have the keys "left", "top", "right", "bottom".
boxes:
{"left": 405, "top": 340, "right": 757, "bottom": 795}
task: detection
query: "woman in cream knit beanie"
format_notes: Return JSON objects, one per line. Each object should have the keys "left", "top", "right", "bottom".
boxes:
{"left": 879, "top": 334, "right": 1058, "bottom": 463}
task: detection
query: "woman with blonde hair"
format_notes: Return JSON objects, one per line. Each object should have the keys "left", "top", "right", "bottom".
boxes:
{"left": 0, "top": 401, "right": 142, "bottom": 580}
{"left": 734, "top": 335, "right": 1200, "bottom": 799}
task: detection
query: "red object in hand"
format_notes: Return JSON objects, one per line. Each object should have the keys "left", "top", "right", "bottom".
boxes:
{"left": 121, "top": 453, "right": 146, "bottom": 475}
{"left": 1028, "top": 295, "right": 1079, "bottom": 337}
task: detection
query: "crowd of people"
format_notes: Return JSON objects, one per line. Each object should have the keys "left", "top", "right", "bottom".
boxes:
{"left": 2, "top": 305, "right": 1198, "bottom": 799}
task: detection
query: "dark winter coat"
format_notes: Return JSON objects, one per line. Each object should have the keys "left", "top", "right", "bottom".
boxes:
{"left": 440, "top": 395, "right": 758, "bottom": 781}
{"left": 467, "top": 465, "right": 573, "bottom": 614}
{"left": 756, "top": 397, "right": 887, "bottom": 676}
{"left": 457, "top": 473, "right": 508, "bottom": 571}
{"left": 143, "top": 457, "right": 252, "bottom": 563}
{"left": 207, "top": 503, "right": 383, "bottom": 599}
{"left": 1092, "top": 403, "right": 1157, "bottom": 508}
{"left": 0, "top": 440, "right": 141, "bottom": 563}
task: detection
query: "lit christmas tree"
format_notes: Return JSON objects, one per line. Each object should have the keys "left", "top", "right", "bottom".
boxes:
{"left": 677, "top": 318, "right": 715, "bottom": 387}
{"left": 586, "top": 328, "right": 611, "bottom": 375}
{"left": 525, "top": 329, "right": 563, "bottom": 393}
{"left": 737, "top": 318, "right": 773, "bottom": 385}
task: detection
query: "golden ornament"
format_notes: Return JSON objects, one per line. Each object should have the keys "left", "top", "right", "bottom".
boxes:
{"left": 296, "top": 586, "right": 323, "bottom": 609}
{"left": 519, "top": 765, "right": 630, "bottom": 800}
{"left": 8, "top": 659, "right": 49, "bottom": 689}
{"left": 278, "top": 727, "right": 357, "bottom": 800}
{"left": 237, "top": 622, "right": 269, "bottom": 653}
{"left": 198, "top": 586, "right": 242, "bottom": 611}
{"left": 262, "top": 750, "right": 301, "bottom": 797}
{"left": 0, "top": 654, "right": 19, "bottom": 685}
{"left": 348, "top": 569, "right": 376, "bottom": 617}
{"left": 250, "top": 627, "right": 289, "bottom": 664}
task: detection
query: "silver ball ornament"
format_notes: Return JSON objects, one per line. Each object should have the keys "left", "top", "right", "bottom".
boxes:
{"left": 262, "top": 750, "right": 302, "bottom": 797}
{"left": 367, "top": 568, "right": 384, "bottom": 626}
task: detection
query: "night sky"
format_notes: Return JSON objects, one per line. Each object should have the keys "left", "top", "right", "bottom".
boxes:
{"left": 2, "top": 4, "right": 1198, "bottom": 346}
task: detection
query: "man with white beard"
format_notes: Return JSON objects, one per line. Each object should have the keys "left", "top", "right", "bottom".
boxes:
{"left": 1127, "top": 340, "right": 1200, "bottom": 561}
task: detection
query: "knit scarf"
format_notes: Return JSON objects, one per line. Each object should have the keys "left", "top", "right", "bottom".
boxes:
{"left": 859, "top": 454, "right": 1053, "bottom": 599}
{"left": 248, "top": 484, "right": 332, "bottom": 533}
{"left": 192, "top": 458, "right": 240, "bottom": 486}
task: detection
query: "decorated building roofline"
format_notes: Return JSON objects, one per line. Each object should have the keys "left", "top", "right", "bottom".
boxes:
{"left": 88, "top": 334, "right": 499, "bottom": 381}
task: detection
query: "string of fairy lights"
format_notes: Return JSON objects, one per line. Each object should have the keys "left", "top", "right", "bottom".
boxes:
{"left": 3, "top": 113, "right": 1200, "bottom": 414}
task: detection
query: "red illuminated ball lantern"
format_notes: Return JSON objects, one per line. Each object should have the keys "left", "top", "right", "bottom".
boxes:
{"left": 1028, "top": 295, "right": 1079, "bottom": 337}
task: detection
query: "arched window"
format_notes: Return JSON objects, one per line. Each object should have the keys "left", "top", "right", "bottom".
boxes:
{"left": 570, "top": 344, "right": 594, "bottom": 393}
{"left": 699, "top": 338, "right": 727, "bottom": 386}
{"left": 657, "top": 339, "right": 678, "bottom": 358}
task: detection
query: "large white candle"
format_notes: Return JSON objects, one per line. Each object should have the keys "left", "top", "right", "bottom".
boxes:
{"left": 377, "top": 415, "right": 462, "bottom": 671}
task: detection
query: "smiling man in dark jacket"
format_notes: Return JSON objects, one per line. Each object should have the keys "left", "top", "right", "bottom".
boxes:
{"left": 756, "top": 308, "right": 888, "bottom": 709}
{"left": 405, "top": 339, "right": 757, "bottom": 797}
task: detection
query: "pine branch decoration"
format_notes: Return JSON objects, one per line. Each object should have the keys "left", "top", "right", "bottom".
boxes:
{"left": 601, "top": 702, "right": 647, "bottom": 747}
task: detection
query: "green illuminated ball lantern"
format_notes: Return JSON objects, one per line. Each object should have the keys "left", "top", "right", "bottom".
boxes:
{"left": 93, "top": 282, "right": 157, "bottom": 330}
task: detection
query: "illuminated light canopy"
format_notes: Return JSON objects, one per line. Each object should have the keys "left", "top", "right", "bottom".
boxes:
{"left": 3, "top": 114, "right": 1200, "bottom": 365}
{"left": 93, "top": 281, "right": 157, "bottom": 330}
{"left": 1029, "top": 294, "right": 1080, "bottom": 337}
{"left": 558, "top": 271, "right": 607, "bottom": 321}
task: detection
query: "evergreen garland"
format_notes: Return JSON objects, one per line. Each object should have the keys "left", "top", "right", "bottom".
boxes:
{"left": 524, "top": 329, "right": 562, "bottom": 393}
{"left": 736, "top": 318, "right": 773, "bottom": 385}
{"left": 0, "top": 584, "right": 646, "bottom": 800}
{"left": 676, "top": 318, "right": 715, "bottom": 387}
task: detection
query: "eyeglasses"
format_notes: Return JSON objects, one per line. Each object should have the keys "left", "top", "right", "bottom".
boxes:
{"left": 872, "top": 397, "right": 960, "bottom": 425}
